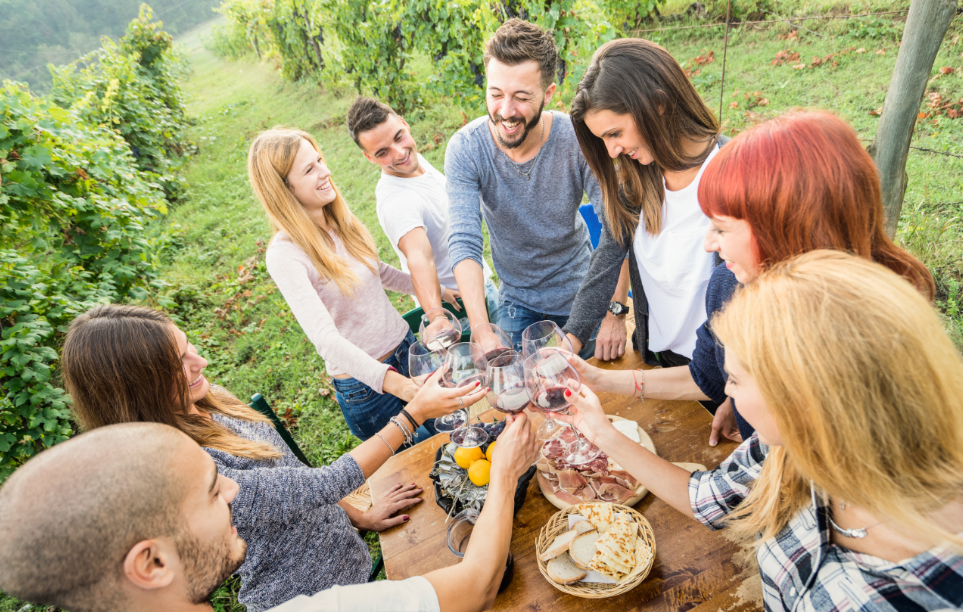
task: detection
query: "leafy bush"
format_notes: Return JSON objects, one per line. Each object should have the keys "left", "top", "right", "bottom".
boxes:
{"left": 49, "top": 4, "right": 194, "bottom": 199}
{"left": 703, "top": 0, "right": 774, "bottom": 21}
{"left": 0, "top": 82, "right": 169, "bottom": 479}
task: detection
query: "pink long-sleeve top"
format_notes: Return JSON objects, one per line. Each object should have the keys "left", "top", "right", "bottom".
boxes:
{"left": 266, "top": 231, "right": 415, "bottom": 393}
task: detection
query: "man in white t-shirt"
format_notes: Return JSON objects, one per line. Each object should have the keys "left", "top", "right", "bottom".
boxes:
{"left": 346, "top": 97, "right": 498, "bottom": 317}
{"left": 0, "top": 417, "right": 540, "bottom": 612}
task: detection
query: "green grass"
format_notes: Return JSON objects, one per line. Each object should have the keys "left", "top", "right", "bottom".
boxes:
{"left": 2, "top": 3, "right": 961, "bottom": 610}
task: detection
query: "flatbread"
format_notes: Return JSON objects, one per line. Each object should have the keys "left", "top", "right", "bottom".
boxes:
{"left": 579, "top": 502, "right": 614, "bottom": 533}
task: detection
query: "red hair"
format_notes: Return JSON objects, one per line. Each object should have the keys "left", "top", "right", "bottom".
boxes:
{"left": 699, "top": 111, "right": 934, "bottom": 300}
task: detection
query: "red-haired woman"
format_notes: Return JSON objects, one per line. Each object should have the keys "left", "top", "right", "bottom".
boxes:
{"left": 573, "top": 110, "right": 934, "bottom": 443}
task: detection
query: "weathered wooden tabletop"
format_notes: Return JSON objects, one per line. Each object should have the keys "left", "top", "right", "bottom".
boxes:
{"left": 370, "top": 351, "right": 763, "bottom": 611}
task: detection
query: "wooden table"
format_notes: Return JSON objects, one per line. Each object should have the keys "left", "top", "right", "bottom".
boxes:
{"left": 370, "top": 352, "right": 763, "bottom": 611}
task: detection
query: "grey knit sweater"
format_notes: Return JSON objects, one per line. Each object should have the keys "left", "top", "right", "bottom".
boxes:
{"left": 206, "top": 413, "right": 370, "bottom": 612}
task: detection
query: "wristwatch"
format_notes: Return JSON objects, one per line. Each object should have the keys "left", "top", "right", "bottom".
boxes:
{"left": 608, "top": 301, "right": 630, "bottom": 316}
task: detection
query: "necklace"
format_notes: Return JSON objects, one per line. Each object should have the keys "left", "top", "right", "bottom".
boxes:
{"left": 829, "top": 500, "right": 884, "bottom": 539}
{"left": 503, "top": 115, "right": 545, "bottom": 181}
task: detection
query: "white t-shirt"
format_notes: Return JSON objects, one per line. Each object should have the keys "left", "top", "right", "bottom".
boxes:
{"left": 266, "top": 576, "right": 441, "bottom": 612}
{"left": 632, "top": 145, "right": 719, "bottom": 359}
{"left": 376, "top": 155, "right": 491, "bottom": 306}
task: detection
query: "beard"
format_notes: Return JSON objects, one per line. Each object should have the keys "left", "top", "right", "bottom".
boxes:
{"left": 176, "top": 526, "right": 247, "bottom": 604}
{"left": 488, "top": 99, "right": 545, "bottom": 150}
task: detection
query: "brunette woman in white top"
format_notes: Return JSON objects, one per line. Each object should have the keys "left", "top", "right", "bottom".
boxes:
{"left": 563, "top": 39, "right": 725, "bottom": 370}
{"left": 249, "top": 127, "right": 460, "bottom": 442}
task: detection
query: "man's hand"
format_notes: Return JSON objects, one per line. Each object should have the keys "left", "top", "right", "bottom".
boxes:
{"left": 489, "top": 413, "right": 540, "bottom": 482}
{"left": 595, "top": 312, "right": 627, "bottom": 361}
{"left": 709, "top": 398, "right": 743, "bottom": 447}
{"left": 356, "top": 483, "right": 423, "bottom": 531}
{"left": 442, "top": 287, "right": 462, "bottom": 311}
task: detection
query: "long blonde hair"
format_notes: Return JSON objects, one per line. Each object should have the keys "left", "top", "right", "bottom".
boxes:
{"left": 713, "top": 250, "right": 963, "bottom": 547}
{"left": 62, "top": 305, "right": 282, "bottom": 461}
{"left": 248, "top": 127, "right": 378, "bottom": 296}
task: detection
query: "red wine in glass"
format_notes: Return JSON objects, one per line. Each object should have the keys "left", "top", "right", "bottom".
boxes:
{"left": 427, "top": 329, "right": 460, "bottom": 351}
{"left": 493, "top": 385, "right": 532, "bottom": 414}
{"left": 484, "top": 347, "right": 513, "bottom": 363}
{"left": 534, "top": 386, "right": 571, "bottom": 412}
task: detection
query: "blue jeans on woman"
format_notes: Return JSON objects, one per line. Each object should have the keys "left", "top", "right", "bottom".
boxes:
{"left": 496, "top": 300, "right": 598, "bottom": 361}
{"left": 332, "top": 330, "right": 436, "bottom": 444}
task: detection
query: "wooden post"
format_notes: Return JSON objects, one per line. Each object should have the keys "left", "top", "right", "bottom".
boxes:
{"left": 868, "top": 0, "right": 958, "bottom": 238}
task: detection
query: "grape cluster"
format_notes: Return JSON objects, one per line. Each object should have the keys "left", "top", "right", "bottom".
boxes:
{"left": 479, "top": 420, "right": 507, "bottom": 455}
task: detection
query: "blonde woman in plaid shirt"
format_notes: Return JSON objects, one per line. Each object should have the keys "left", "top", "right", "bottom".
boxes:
{"left": 559, "top": 251, "right": 963, "bottom": 611}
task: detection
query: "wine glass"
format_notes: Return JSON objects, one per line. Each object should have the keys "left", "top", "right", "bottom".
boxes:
{"left": 486, "top": 351, "right": 532, "bottom": 416}
{"left": 409, "top": 341, "right": 466, "bottom": 432}
{"left": 521, "top": 320, "right": 574, "bottom": 361}
{"left": 470, "top": 323, "right": 513, "bottom": 364}
{"left": 443, "top": 342, "right": 489, "bottom": 448}
{"left": 525, "top": 348, "right": 601, "bottom": 465}
{"left": 420, "top": 307, "right": 462, "bottom": 352}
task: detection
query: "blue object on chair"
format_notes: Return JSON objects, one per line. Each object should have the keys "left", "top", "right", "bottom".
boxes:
{"left": 579, "top": 203, "right": 602, "bottom": 249}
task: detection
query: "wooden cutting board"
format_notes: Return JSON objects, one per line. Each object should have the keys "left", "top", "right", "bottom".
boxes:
{"left": 538, "top": 415, "right": 657, "bottom": 510}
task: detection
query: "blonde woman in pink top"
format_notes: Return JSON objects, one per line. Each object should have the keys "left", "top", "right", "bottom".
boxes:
{"left": 249, "top": 127, "right": 460, "bottom": 442}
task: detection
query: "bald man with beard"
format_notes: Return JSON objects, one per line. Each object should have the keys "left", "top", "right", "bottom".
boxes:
{"left": 0, "top": 416, "right": 539, "bottom": 612}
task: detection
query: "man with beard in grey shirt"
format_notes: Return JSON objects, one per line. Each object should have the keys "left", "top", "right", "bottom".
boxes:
{"left": 446, "top": 19, "right": 630, "bottom": 359}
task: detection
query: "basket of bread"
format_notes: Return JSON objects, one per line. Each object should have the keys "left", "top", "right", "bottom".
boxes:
{"left": 534, "top": 502, "right": 656, "bottom": 598}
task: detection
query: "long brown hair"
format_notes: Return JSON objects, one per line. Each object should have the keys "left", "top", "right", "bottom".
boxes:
{"left": 248, "top": 127, "right": 379, "bottom": 297}
{"left": 61, "top": 305, "right": 282, "bottom": 460}
{"left": 699, "top": 110, "right": 934, "bottom": 299}
{"left": 714, "top": 251, "right": 963, "bottom": 547}
{"left": 570, "top": 38, "right": 720, "bottom": 243}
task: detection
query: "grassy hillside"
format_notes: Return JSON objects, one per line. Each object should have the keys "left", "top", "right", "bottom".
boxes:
{"left": 0, "top": 3, "right": 959, "bottom": 610}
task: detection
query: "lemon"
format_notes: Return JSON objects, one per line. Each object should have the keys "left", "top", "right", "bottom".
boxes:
{"left": 454, "top": 446, "right": 484, "bottom": 469}
{"left": 485, "top": 441, "right": 497, "bottom": 462}
{"left": 468, "top": 459, "right": 492, "bottom": 486}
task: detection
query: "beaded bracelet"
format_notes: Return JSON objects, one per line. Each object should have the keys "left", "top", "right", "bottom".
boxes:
{"left": 374, "top": 432, "right": 394, "bottom": 455}
{"left": 389, "top": 416, "right": 414, "bottom": 446}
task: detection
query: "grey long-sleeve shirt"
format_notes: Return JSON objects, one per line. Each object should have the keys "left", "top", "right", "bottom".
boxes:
{"left": 206, "top": 413, "right": 370, "bottom": 612}
{"left": 445, "top": 112, "right": 603, "bottom": 316}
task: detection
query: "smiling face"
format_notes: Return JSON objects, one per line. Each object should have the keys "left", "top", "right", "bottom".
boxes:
{"left": 172, "top": 324, "right": 209, "bottom": 411}
{"left": 582, "top": 109, "right": 654, "bottom": 165}
{"left": 704, "top": 215, "right": 761, "bottom": 284}
{"left": 285, "top": 138, "right": 335, "bottom": 210}
{"left": 723, "top": 354, "right": 782, "bottom": 447}
{"left": 357, "top": 114, "right": 422, "bottom": 178}
{"left": 486, "top": 58, "right": 555, "bottom": 150}
{"left": 176, "top": 444, "right": 246, "bottom": 603}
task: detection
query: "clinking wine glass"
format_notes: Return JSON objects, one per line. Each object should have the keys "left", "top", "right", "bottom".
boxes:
{"left": 486, "top": 351, "right": 532, "bottom": 416}
{"left": 443, "top": 342, "right": 489, "bottom": 448}
{"left": 521, "top": 320, "right": 574, "bottom": 361}
{"left": 409, "top": 341, "right": 466, "bottom": 433}
{"left": 420, "top": 307, "right": 462, "bottom": 352}
{"left": 525, "top": 348, "right": 601, "bottom": 465}
{"left": 470, "top": 322, "right": 514, "bottom": 364}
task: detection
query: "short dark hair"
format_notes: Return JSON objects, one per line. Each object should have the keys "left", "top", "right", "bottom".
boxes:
{"left": 484, "top": 19, "right": 558, "bottom": 90}
{"left": 346, "top": 96, "right": 397, "bottom": 148}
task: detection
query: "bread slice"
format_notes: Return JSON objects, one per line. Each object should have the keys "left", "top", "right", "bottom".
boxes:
{"left": 575, "top": 520, "right": 596, "bottom": 535}
{"left": 569, "top": 530, "right": 602, "bottom": 570}
{"left": 538, "top": 529, "right": 579, "bottom": 562}
{"left": 547, "top": 552, "right": 586, "bottom": 585}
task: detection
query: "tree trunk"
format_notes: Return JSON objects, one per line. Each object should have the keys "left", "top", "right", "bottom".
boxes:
{"left": 868, "top": 0, "right": 957, "bottom": 238}
{"left": 299, "top": 1, "right": 325, "bottom": 71}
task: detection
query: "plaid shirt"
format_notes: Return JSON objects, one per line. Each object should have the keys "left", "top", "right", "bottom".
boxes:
{"left": 688, "top": 434, "right": 963, "bottom": 612}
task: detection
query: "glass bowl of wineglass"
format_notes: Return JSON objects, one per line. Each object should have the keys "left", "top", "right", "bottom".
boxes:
{"left": 521, "top": 320, "right": 574, "bottom": 360}
{"left": 470, "top": 323, "right": 514, "bottom": 364}
{"left": 443, "top": 342, "right": 489, "bottom": 448}
{"left": 486, "top": 351, "right": 532, "bottom": 416}
{"left": 525, "top": 348, "right": 601, "bottom": 465}
{"left": 420, "top": 307, "right": 462, "bottom": 352}
{"left": 409, "top": 340, "right": 466, "bottom": 432}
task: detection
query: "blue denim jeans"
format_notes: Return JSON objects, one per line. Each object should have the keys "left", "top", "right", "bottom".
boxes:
{"left": 495, "top": 300, "right": 597, "bottom": 361}
{"left": 332, "top": 330, "right": 436, "bottom": 444}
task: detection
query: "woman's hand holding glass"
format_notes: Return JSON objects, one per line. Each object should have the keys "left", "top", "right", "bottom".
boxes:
{"left": 550, "top": 381, "right": 618, "bottom": 447}
{"left": 406, "top": 367, "right": 487, "bottom": 424}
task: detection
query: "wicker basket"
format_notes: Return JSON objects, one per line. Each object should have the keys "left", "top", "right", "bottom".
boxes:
{"left": 534, "top": 504, "right": 656, "bottom": 598}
